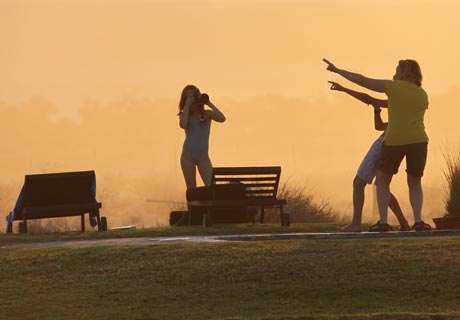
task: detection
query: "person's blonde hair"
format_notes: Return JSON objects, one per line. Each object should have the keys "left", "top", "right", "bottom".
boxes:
{"left": 397, "top": 59, "right": 423, "bottom": 86}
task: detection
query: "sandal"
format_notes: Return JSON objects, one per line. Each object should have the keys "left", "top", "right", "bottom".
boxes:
{"left": 411, "top": 221, "right": 432, "bottom": 231}
{"left": 368, "top": 221, "right": 394, "bottom": 232}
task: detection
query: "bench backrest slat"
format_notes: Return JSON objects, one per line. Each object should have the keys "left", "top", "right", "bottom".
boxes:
{"left": 211, "top": 166, "right": 281, "bottom": 199}
{"left": 212, "top": 166, "right": 281, "bottom": 175}
{"left": 214, "top": 177, "right": 278, "bottom": 183}
{"left": 23, "top": 171, "right": 97, "bottom": 207}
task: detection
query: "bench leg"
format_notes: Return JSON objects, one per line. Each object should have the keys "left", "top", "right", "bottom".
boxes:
{"left": 260, "top": 206, "right": 265, "bottom": 224}
{"left": 279, "top": 205, "right": 290, "bottom": 227}
{"left": 100, "top": 216, "right": 108, "bottom": 231}
{"left": 202, "top": 208, "right": 207, "bottom": 228}
{"left": 284, "top": 212, "right": 290, "bottom": 227}
{"left": 19, "top": 220, "right": 28, "bottom": 233}
{"left": 203, "top": 207, "right": 213, "bottom": 228}
{"left": 81, "top": 214, "right": 85, "bottom": 232}
{"left": 280, "top": 205, "right": 285, "bottom": 227}
{"left": 6, "top": 221, "right": 13, "bottom": 233}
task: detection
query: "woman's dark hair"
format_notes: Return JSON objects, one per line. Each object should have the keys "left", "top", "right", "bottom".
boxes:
{"left": 177, "top": 84, "right": 205, "bottom": 115}
{"left": 397, "top": 59, "right": 423, "bottom": 86}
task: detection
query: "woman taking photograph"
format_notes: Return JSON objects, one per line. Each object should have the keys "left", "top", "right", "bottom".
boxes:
{"left": 178, "top": 85, "right": 226, "bottom": 189}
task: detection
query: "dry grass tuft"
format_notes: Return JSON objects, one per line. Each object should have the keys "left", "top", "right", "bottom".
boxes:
{"left": 264, "top": 180, "right": 345, "bottom": 224}
{"left": 442, "top": 145, "right": 460, "bottom": 217}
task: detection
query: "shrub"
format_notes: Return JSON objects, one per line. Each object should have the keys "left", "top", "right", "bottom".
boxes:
{"left": 443, "top": 145, "right": 460, "bottom": 217}
{"left": 264, "top": 181, "right": 344, "bottom": 223}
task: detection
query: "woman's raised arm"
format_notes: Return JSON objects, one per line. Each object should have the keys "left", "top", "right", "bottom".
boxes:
{"left": 324, "top": 58, "right": 387, "bottom": 93}
{"left": 206, "top": 100, "right": 226, "bottom": 123}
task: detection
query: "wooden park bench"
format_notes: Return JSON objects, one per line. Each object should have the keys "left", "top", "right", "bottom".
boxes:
{"left": 5, "top": 170, "right": 105, "bottom": 233}
{"left": 187, "top": 166, "right": 289, "bottom": 227}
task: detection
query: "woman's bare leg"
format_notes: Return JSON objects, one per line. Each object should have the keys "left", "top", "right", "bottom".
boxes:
{"left": 340, "top": 175, "right": 366, "bottom": 232}
{"left": 407, "top": 174, "right": 423, "bottom": 223}
{"left": 180, "top": 151, "right": 197, "bottom": 189}
{"left": 197, "top": 153, "right": 213, "bottom": 186}
{"left": 376, "top": 170, "right": 393, "bottom": 224}
{"left": 388, "top": 193, "right": 410, "bottom": 230}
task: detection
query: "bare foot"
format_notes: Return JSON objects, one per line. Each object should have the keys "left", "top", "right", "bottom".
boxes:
{"left": 338, "top": 224, "right": 362, "bottom": 232}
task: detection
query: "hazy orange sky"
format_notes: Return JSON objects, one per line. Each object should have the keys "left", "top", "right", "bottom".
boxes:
{"left": 2, "top": 0, "right": 460, "bottom": 105}
{"left": 1, "top": 0, "right": 459, "bottom": 227}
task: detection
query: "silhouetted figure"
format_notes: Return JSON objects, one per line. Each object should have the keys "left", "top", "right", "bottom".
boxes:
{"left": 328, "top": 81, "right": 410, "bottom": 232}
{"left": 324, "top": 58, "right": 431, "bottom": 232}
{"left": 178, "top": 85, "right": 226, "bottom": 189}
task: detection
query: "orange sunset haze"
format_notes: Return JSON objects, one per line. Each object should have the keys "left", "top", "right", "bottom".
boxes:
{"left": 1, "top": 0, "right": 459, "bottom": 229}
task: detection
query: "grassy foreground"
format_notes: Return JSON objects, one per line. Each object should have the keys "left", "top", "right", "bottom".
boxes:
{"left": 0, "top": 223, "right": 339, "bottom": 246}
{"left": 2, "top": 230, "right": 460, "bottom": 320}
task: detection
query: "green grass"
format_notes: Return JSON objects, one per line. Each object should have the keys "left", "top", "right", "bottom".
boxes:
{"left": 0, "top": 223, "right": 339, "bottom": 245}
{"left": 2, "top": 233, "right": 460, "bottom": 319}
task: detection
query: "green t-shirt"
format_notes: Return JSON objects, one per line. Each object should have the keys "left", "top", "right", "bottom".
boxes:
{"left": 384, "top": 80, "right": 429, "bottom": 146}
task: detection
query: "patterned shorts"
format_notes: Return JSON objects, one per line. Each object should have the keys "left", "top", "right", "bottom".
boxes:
{"left": 357, "top": 135, "right": 384, "bottom": 184}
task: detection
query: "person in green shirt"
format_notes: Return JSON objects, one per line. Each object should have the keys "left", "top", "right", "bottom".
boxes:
{"left": 324, "top": 58, "right": 431, "bottom": 231}
{"left": 328, "top": 81, "right": 410, "bottom": 232}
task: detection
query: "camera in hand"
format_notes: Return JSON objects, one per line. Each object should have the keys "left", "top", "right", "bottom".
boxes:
{"left": 196, "top": 93, "right": 209, "bottom": 104}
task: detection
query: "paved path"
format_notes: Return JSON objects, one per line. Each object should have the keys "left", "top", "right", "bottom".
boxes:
{"left": 3, "top": 229, "right": 460, "bottom": 249}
